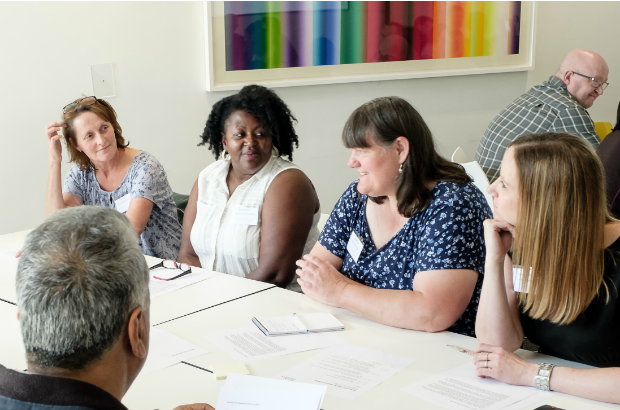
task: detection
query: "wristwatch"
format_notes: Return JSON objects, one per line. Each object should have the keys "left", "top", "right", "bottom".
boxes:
{"left": 534, "top": 363, "right": 556, "bottom": 391}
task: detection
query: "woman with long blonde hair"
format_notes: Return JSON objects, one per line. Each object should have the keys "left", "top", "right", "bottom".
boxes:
{"left": 474, "top": 133, "right": 620, "bottom": 403}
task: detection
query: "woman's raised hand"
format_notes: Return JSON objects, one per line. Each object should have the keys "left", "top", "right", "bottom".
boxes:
{"left": 46, "top": 121, "right": 67, "bottom": 163}
{"left": 483, "top": 219, "right": 515, "bottom": 263}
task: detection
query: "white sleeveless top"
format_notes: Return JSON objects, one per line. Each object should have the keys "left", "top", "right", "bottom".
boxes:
{"left": 191, "top": 154, "right": 320, "bottom": 286}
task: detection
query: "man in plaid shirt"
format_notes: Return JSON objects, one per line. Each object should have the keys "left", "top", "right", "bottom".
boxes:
{"left": 476, "top": 49, "right": 608, "bottom": 182}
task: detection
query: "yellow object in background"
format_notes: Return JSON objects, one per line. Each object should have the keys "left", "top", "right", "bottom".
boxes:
{"left": 212, "top": 362, "right": 250, "bottom": 380}
{"left": 594, "top": 122, "right": 613, "bottom": 141}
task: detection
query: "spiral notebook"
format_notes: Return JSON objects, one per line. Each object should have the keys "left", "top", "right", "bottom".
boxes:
{"left": 252, "top": 312, "right": 344, "bottom": 337}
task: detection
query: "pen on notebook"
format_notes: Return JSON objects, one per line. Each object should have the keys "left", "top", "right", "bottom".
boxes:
{"left": 292, "top": 313, "right": 309, "bottom": 332}
{"left": 447, "top": 344, "right": 475, "bottom": 356}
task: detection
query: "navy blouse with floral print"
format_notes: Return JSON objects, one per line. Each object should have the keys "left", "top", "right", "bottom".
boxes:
{"left": 318, "top": 180, "right": 492, "bottom": 337}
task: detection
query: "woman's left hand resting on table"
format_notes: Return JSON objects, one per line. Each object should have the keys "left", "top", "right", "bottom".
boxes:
{"left": 473, "top": 343, "right": 537, "bottom": 386}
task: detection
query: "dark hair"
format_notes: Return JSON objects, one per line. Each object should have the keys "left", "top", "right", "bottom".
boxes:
{"left": 199, "top": 84, "right": 299, "bottom": 160}
{"left": 62, "top": 98, "right": 128, "bottom": 172}
{"left": 342, "top": 96, "right": 471, "bottom": 217}
{"left": 614, "top": 100, "right": 620, "bottom": 132}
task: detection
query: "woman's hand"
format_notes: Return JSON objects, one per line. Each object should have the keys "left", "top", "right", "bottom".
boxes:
{"left": 296, "top": 254, "right": 350, "bottom": 307}
{"left": 483, "top": 219, "right": 515, "bottom": 262}
{"left": 46, "top": 121, "right": 67, "bottom": 163}
{"left": 474, "top": 343, "right": 538, "bottom": 387}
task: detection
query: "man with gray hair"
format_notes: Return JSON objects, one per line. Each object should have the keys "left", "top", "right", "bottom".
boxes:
{"left": 475, "top": 49, "right": 608, "bottom": 182}
{"left": 0, "top": 206, "right": 212, "bottom": 410}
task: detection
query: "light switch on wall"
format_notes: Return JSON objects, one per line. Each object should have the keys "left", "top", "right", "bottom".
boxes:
{"left": 91, "top": 63, "right": 116, "bottom": 98}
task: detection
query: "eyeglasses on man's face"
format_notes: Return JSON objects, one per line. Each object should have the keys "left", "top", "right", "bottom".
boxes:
{"left": 62, "top": 96, "right": 99, "bottom": 114}
{"left": 572, "top": 71, "right": 609, "bottom": 90}
{"left": 150, "top": 259, "right": 192, "bottom": 281}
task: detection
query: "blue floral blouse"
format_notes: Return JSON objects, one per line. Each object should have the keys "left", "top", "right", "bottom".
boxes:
{"left": 63, "top": 151, "right": 182, "bottom": 260}
{"left": 318, "top": 180, "right": 492, "bottom": 336}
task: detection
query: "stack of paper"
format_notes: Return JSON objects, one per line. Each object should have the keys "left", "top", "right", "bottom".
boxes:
{"left": 275, "top": 345, "right": 416, "bottom": 400}
{"left": 252, "top": 312, "right": 344, "bottom": 336}
{"left": 401, "top": 362, "right": 553, "bottom": 410}
{"left": 139, "top": 328, "right": 210, "bottom": 375}
{"left": 216, "top": 374, "right": 326, "bottom": 410}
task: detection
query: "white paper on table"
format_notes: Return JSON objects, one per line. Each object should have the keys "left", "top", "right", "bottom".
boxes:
{"left": 139, "top": 328, "right": 210, "bottom": 376}
{"left": 148, "top": 266, "right": 220, "bottom": 298}
{"left": 216, "top": 374, "right": 326, "bottom": 410}
{"left": 275, "top": 345, "right": 416, "bottom": 400}
{"left": 205, "top": 326, "right": 347, "bottom": 362}
{"left": 401, "top": 362, "right": 553, "bottom": 410}
{"left": 0, "top": 247, "right": 20, "bottom": 261}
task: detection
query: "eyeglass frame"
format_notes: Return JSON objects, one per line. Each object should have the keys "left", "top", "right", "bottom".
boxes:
{"left": 149, "top": 259, "right": 192, "bottom": 281}
{"left": 572, "top": 71, "right": 609, "bottom": 91}
{"left": 62, "top": 96, "right": 100, "bottom": 114}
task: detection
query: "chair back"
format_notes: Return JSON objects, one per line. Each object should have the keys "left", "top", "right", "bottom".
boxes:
{"left": 594, "top": 122, "right": 613, "bottom": 141}
{"left": 458, "top": 161, "right": 494, "bottom": 211}
{"left": 172, "top": 192, "right": 190, "bottom": 225}
{"left": 451, "top": 146, "right": 470, "bottom": 163}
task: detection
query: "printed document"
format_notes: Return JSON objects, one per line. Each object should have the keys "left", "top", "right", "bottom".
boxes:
{"left": 401, "top": 362, "right": 553, "bottom": 410}
{"left": 0, "top": 247, "right": 20, "bottom": 261}
{"left": 148, "top": 266, "right": 220, "bottom": 298}
{"left": 275, "top": 345, "right": 415, "bottom": 400}
{"left": 216, "top": 374, "right": 326, "bottom": 410}
{"left": 139, "top": 328, "right": 210, "bottom": 375}
{"left": 205, "top": 326, "right": 347, "bottom": 362}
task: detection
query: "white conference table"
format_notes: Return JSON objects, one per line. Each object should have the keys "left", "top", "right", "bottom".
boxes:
{"left": 2, "top": 229, "right": 619, "bottom": 410}
{"left": 123, "top": 287, "right": 619, "bottom": 410}
{"left": 0, "top": 231, "right": 275, "bottom": 325}
{"left": 0, "top": 301, "right": 25, "bottom": 371}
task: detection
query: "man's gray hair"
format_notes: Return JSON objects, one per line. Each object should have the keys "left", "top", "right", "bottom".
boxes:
{"left": 16, "top": 206, "right": 149, "bottom": 370}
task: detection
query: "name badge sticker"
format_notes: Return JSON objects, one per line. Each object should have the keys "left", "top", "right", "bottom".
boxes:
{"left": 232, "top": 205, "right": 259, "bottom": 225}
{"left": 115, "top": 194, "right": 131, "bottom": 214}
{"left": 512, "top": 266, "right": 532, "bottom": 294}
{"left": 346, "top": 231, "right": 364, "bottom": 263}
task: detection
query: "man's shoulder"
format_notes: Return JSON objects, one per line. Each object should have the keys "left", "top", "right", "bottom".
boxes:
{"left": 525, "top": 77, "right": 581, "bottom": 111}
{"left": 0, "top": 365, "right": 128, "bottom": 410}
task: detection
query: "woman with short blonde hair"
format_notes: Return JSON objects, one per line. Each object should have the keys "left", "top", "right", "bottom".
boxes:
{"left": 45, "top": 96, "right": 182, "bottom": 259}
{"left": 475, "top": 133, "right": 620, "bottom": 403}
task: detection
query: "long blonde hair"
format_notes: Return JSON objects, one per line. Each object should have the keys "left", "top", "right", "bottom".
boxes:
{"left": 510, "top": 133, "right": 610, "bottom": 324}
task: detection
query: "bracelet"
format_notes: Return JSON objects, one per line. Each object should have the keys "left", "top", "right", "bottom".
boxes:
{"left": 534, "top": 363, "right": 556, "bottom": 391}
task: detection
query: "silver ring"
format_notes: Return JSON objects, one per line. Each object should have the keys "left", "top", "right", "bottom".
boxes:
{"left": 485, "top": 353, "right": 489, "bottom": 362}
{"left": 485, "top": 360, "right": 488, "bottom": 368}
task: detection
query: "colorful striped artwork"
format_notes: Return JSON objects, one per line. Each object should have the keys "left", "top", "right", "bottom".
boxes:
{"left": 224, "top": 1, "right": 521, "bottom": 71}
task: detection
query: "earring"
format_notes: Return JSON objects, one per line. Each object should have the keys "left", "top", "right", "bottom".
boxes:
{"left": 223, "top": 150, "right": 230, "bottom": 160}
{"left": 398, "top": 163, "right": 403, "bottom": 173}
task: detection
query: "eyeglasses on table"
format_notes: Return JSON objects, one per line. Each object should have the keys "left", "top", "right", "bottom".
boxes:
{"left": 150, "top": 259, "right": 192, "bottom": 281}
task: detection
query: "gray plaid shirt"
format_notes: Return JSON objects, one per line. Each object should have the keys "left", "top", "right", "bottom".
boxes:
{"left": 475, "top": 75, "right": 600, "bottom": 182}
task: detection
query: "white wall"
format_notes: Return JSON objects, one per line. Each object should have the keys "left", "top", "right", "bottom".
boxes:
{"left": 1, "top": 2, "right": 619, "bottom": 235}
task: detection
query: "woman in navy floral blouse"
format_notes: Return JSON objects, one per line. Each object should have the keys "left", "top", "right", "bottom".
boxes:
{"left": 296, "top": 97, "right": 491, "bottom": 337}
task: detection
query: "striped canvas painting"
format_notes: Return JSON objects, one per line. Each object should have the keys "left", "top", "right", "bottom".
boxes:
{"left": 225, "top": 1, "right": 521, "bottom": 71}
